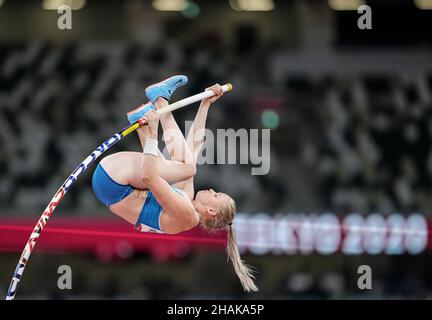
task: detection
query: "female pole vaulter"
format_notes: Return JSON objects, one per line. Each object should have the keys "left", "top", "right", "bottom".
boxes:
{"left": 91, "top": 75, "right": 258, "bottom": 292}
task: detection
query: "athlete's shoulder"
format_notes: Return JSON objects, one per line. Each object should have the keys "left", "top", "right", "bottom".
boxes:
{"left": 161, "top": 202, "right": 199, "bottom": 234}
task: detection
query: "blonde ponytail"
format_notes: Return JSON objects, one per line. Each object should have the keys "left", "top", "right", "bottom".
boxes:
{"left": 200, "top": 195, "right": 258, "bottom": 292}
{"left": 226, "top": 224, "right": 259, "bottom": 292}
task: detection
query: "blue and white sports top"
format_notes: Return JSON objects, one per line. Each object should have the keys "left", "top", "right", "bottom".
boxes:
{"left": 135, "top": 186, "right": 186, "bottom": 233}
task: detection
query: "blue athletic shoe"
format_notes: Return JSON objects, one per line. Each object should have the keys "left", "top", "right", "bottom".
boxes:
{"left": 127, "top": 102, "right": 155, "bottom": 124}
{"left": 145, "top": 75, "right": 188, "bottom": 103}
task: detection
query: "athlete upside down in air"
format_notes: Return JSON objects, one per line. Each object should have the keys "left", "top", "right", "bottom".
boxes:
{"left": 91, "top": 75, "right": 258, "bottom": 292}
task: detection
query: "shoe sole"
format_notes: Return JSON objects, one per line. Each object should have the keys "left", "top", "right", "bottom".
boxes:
{"left": 145, "top": 75, "right": 187, "bottom": 91}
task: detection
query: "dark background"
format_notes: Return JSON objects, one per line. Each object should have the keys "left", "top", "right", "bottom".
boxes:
{"left": 1, "top": 0, "right": 432, "bottom": 299}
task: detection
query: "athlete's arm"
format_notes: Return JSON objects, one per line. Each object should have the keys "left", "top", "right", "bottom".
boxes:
{"left": 186, "top": 84, "right": 223, "bottom": 160}
{"left": 173, "top": 84, "right": 223, "bottom": 196}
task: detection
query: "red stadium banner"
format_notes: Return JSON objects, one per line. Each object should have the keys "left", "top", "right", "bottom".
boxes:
{"left": 0, "top": 216, "right": 227, "bottom": 261}
{"left": 0, "top": 213, "right": 430, "bottom": 258}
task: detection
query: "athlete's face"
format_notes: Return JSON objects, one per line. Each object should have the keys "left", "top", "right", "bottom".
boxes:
{"left": 195, "top": 189, "right": 230, "bottom": 214}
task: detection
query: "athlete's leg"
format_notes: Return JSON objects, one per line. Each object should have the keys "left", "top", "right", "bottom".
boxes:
{"left": 154, "top": 97, "right": 196, "bottom": 165}
{"left": 130, "top": 75, "right": 196, "bottom": 184}
{"left": 155, "top": 84, "right": 223, "bottom": 163}
{"left": 100, "top": 145, "right": 194, "bottom": 192}
{"left": 135, "top": 121, "right": 196, "bottom": 184}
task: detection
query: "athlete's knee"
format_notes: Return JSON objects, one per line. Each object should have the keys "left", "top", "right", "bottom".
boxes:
{"left": 185, "top": 162, "right": 197, "bottom": 178}
{"left": 140, "top": 170, "right": 155, "bottom": 185}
